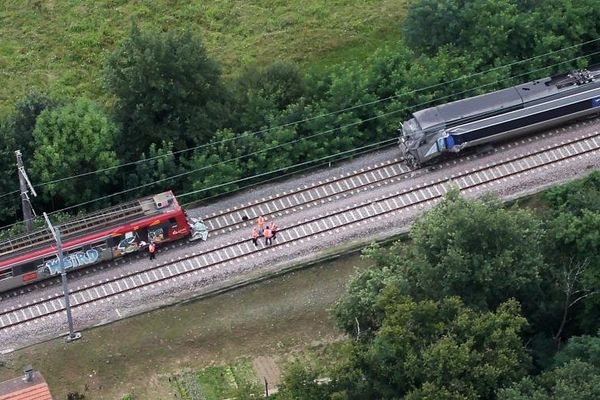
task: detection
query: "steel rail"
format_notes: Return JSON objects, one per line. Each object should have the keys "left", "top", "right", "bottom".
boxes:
{"left": 1, "top": 127, "right": 598, "bottom": 331}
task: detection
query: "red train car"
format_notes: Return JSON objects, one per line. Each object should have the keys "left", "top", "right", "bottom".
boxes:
{"left": 0, "top": 191, "right": 192, "bottom": 293}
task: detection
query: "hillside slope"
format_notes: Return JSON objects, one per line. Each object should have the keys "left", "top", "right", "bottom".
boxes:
{"left": 0, "top": 0, "right": 404, "bottom": 114}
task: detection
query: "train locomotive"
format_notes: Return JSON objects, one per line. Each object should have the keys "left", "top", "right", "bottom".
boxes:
{"left": 399, "top": 66, "right": 600, "bottom": 168}
{"left": 0, "top": 191, "right": 208, "bottom": 293}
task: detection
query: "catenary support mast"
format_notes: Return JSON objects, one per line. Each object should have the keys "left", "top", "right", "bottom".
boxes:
{"left": 15, "top": 150, "right": 37, "bottom": 233}
{"left": 43, "top": 212, "right": 82, "bottom": 342}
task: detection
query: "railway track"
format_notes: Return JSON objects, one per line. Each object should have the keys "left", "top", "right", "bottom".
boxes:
{"left": 196, "top": 126, "right": 576, "bottom": 236}
{"left": 0, "top": 122, "right": 583, "bottom": 301}
{"left": 199, "top": 158, "right": 413, "bottom": 234}
{"left": 1, "top": 127, "right": 599, "bottom": 332}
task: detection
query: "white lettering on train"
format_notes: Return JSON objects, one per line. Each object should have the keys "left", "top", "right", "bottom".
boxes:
{"left": 43, "top": 248, "right": 100, "bottom": 276}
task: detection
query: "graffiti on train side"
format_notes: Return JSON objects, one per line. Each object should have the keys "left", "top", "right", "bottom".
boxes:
{"left": 42, "top": 248, "right": 100, "bottom": 275}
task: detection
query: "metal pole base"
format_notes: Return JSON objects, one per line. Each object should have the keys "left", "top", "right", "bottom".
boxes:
{"left": 66, "top": 332, "right": 82, "bottom": 342}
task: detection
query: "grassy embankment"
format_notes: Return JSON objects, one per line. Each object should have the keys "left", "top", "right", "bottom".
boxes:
{"left": 0, "top": 0, "right": 405, "bottom": 115}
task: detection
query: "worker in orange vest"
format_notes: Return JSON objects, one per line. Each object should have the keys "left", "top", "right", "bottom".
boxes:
{"left": 263, "top": 226, "right": 273, "bottom": 245}
{"left": 257, "top": 215, "right": 265, "bottom": 235}
{"left": 251, "top": 227, "right": 259, "bottom": 246}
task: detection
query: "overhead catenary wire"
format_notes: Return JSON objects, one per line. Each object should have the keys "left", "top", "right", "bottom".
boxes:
{"left": 3, "top": 38, "right": 599, "bottom": 195}
{"left": 0, "top": 49, "right": 599, "bottom": 232}
{"left": 24, "top": 51, "right": 600, "bottom": 216}
{"left": 180, "top": 138, "right": 398, "bottom": 207}
{"left": 177, "top": 137, "right": 399, "bottom": 201}
{"left": 0, "top": 138, "right": 398, "bottom": 233}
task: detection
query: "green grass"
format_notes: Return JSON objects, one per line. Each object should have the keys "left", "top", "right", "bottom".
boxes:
{"left": 0, "top": 0, "right": 406, "bottom": 115}
{"left": 171, "top": 342, "right": 350, "bottom": 398}
{"left": 285, "top": 340, "right": 350, "bottom": 374}
{"left": 174, "top": 359, "right": 261, "bottom": 399}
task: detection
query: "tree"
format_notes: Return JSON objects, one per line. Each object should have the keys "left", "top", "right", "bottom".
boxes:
{"left": 403, "top": 0, "right": 600, "bottom": 77}
{"left": 341, "top": 296, "right": 530, "bottom": 399}
{"left": 123, "top": 141, "right": 181, "bottom": 198}
{"left": 332, "top": 242, "right": 407, "bottom": 338}
{"left": 6, "top": 91, "right": 60, "bottom": 160}
{"left": 403, "top": 0, "right": 464, "bottom": 55}
{"left": 553, "top": 334, "right": 600, "bottom": 369}
{"left": 30, "top": 98, "right": 119, "bottom": 209}
{"left": 276, "top": 362, "right": 332, "bottom": 400}
{"left": 231, "top": 61, "right": 307, "bottom": 132}
{"left": 406, "top": 190, "right": 545, "bottom": 312}
{"left": 103, "top": 23, "right": 227, "bottom": 158}
{"left": 0, "top": 91, "right": 59, "bottom": 224}
{"left": 0, "top": 124, "right": 19, "bottom": 224}
{"left": 499, "top": 333, "right": 600, "bottom": 399}
{"left": 542, "top": 171, "right": 600, "bottom": 215}
{"left": 498, "top": 360, "right": 600, "bottom": 400}
{"left": 542, "top": 173, "right": 600, "bottom": 335}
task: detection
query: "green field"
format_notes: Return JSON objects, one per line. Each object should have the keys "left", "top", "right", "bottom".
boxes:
{"left": 0, "top": 0, "right": 405, "bottom": 115}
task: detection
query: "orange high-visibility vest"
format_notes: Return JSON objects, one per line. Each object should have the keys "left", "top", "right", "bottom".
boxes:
{"left": 257, "top": 216, "right": 265, "bottom": 228}
{"left": 264, "top": 228, "right": 272, "bottom": 238}
{"left": 252, "top": 229, "right": 259, "bottom": 239}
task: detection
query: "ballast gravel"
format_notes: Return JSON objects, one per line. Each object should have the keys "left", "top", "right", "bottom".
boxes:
{"left": 1, "top": 120, "right": 599, "bottom": 353}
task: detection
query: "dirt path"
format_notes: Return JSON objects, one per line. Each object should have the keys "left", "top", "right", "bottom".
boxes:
{"left": 253, "top": 356, "right": 281, "bottom": 393}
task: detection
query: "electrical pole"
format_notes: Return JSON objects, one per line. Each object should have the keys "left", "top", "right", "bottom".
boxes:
{"left": 15, "top": 150, "right": 37, "bottom": 233}
{"left": 43, "top": 212, "right": 81, "bottom": 342}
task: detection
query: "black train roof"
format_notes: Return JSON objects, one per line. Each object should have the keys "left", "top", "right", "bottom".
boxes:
{"left": 412, "top": 75, "right": 564, "bottom": 132}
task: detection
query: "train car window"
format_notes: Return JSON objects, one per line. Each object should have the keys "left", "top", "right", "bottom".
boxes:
{"left": 138, "top": 228, "right": 149, "bottom": 243}
{"left": 169, "top": 218, "right": 177, "bottom": 224}
{"left": 109, "top": 235, "right": 123, "bottom": 248}
{"left": 148, "top": 226, "right": 166, "bottom": 242}
{"left": 12, "top": 262, "right": 37, "bottom": 276}
{"left": 0, "top": 269, "right": 12, "bottom": 280}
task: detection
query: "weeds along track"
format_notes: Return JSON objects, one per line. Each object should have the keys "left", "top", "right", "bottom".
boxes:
{"left": 1, "top": 127, "right": 599, "bottom": 331}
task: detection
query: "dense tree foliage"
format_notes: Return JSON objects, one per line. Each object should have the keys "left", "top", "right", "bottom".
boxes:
{"left": 6, "top": 91, "right": 60, "bottom": 161}
{"left": 103, "top": 23, "right": 228, "bottom": 158}
{"left": 278, "top": 297, "right": 530, "bottom": 400}
{"left": 407, "top": 190, "right": 544, "bottom": 311}
{"left": 0, "top": 127, "right": 18, "bottom": 223}
{"left": 331, "top": 190, "right": 547, "bottom": 341}
{"left": 267, "top": 175, "right": 600, "bottom": 399}
{"left": 0, "top": 91, "right": 59, "bottom": 222}
{"left": 30, "top": 99, "right": 119, "bottom": 208}
{"left": 498, "top": 359, "right": 600, "bottom": 400}
{"left": 499, "top": 334, "right": 600, "bottom": 399}
{"left": 353, "top": 297, "right": 529, "bottom": 399}
{"left": 403, "top": 0, "right": 600, "bottom": 75}
{"left": 123, "top": 141, "right": 182, "bottom": 199}
{"left": 230, "top": 61, "right": 308, "bottom": 133}
{"left": 0, "top": 0, "right": 597, "bottom": 236}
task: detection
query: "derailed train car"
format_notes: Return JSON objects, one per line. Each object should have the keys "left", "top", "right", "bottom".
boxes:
{"left": 0, "top": 191, "right": 208, "bottom": 293}
{"left": 399, "top": 66, "right": 600, "bottom": 168}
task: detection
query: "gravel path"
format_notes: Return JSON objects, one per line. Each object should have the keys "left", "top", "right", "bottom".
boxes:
{"left": 1, "top": 121, "right": 599, "bottom": 353}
